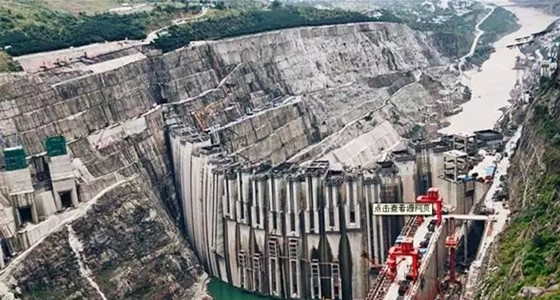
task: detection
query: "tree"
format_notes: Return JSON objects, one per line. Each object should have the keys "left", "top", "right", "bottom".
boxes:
{"left": 271, "top": 1, "right": 282, "bottom": 9}
{"left": 215, "top": 1, "right": 226, "bottom": 10}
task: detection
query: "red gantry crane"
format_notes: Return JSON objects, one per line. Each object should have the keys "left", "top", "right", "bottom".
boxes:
{"left": 366, "top": 187, "right": 446, "bottom": 300}
{"left": 386, "top": 237, "right": 421, "bottom": 282}
{"left": 416, "top": 188, "right": 443, "bottom": 227}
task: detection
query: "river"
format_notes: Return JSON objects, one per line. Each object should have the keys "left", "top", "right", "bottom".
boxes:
{"left": 440, "top": 0, "right": 558, "bottom": 134}
{"left": 207, "top": 278, "right": 277, "bottom": 300}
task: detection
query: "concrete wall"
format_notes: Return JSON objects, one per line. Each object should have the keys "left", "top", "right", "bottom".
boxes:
{"left": 170, "top": 128, "right": 409, "bottom": 300}
{"left": 413, "top": 220, "right": 450, "bottom": 300}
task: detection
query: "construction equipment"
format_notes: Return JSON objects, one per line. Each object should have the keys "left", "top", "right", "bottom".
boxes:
{"left": 367, "top": 188, "right": 445, "bottom": 300}
{"left": 444, "top": 217, "right": 459, "bottom": 285}
{"left": 416, "top": 188, "right": 443, "bottom": 227}
{"left": 387, "top": 237, "right": 420, "bottom": 282}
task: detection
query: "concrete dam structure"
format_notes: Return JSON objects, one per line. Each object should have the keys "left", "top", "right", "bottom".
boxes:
{"left": 0, "top": 21, "right": 486, "bottom": 300}
{"left": 170, "top": 126, "right": 409, "bottom": 299}
{"left": 169, "top": 126, "right": 493, "bottom": 299}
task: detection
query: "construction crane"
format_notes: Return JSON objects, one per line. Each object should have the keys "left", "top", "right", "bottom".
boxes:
{"left": 366, "top": 188, "right": 445, "bottom": 300}
{"left": 366, "top": 217, "right": 419, "bottom": 300}
{"left": 416, "top": 188, "right": 443, "bottom": 227}
{"left": 386, "top": 237, "right": 420, "bottom": 282}
{"left": 444, "top": 217, "right": 459, "bottom": 285}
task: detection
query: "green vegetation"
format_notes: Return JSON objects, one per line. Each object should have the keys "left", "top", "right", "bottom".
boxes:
{"left": 389, "top": 2, "right": 489, "bottom": 58}
{"left": 18, "top": 0, "right": 200, "bottom": 15}
{"left": 0, "top": 51, "right": 21, "bottom": 72}
{"left": 0, "top": 3, "right": 199, "bottom": 56}
{"left": 468, "top": 7, "right": 520, "bottom": 66}
{"left": 408, "top": 124, "right": 424, "bottom": 138}
{"left": 480, "top": 7, "right": 519, "bottom": 38}
{"left": 478, "top": 79, "right": 560, "bottom": 299}
{"left": 430, "top": 15, "right": 479, "bottom": 58}
{"left": 153, "top": 5, "right": 399, "bottom": 52}
{"left": 20, "top": 0, "right": 146, "bottom": 14}
{"left": 481, "top": 150, "right": 560, "bottom": 299}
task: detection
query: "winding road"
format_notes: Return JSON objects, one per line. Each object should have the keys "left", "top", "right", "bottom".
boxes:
{"left": 458, "top": 5, "right": 496, "bottom": 73}
{"left": 145, "top": 6, "right": 209, "bottom": 43}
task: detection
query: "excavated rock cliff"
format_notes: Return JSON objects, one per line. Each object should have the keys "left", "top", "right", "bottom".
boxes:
{"left": 0, "top": 22, "right": 462, "bottom": 299}
{"left": 0, "top": 22, "right": 457, "bottom": 162}
{"left": 5, "top": 179, "right": 204, "bottom": 300}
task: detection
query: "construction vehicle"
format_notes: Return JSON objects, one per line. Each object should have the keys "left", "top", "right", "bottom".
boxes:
{"left": 398, "top": 280, "right": 409, "bottom": 296}
{"left": 480, "top": 207, "right": 496, "bottom": 215}
{"left": 428, "top": 219, "right": 437, "bottom": 232}
{"left": 387, "top": 237, "right": 421, "bottom": 282}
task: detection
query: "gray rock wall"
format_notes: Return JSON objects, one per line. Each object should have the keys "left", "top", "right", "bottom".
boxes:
{"left": 1, "top": 22, "right": 451, "bottom": 162}
{"left": 8, "top": 179, "right": 204, "bottom": 300}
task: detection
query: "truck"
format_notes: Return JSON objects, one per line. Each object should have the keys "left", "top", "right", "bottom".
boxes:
{"left": 398, "top": 280, "right": 409, "bottom": 296}
{"left": 480, "top": 207, "right": 496, "bottom": 215}
{"left": 428, "top": 219, "right": 437, "bottom": 232}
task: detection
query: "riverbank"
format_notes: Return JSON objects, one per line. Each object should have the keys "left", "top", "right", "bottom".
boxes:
{"left": 440, "top": 2, "right": 557, "bottom": 134}
{"left": 453, "top": 1, "right": 559, "bottom": 298}
{"left": 467, "top": 6, "right": 521, "bottom": 66}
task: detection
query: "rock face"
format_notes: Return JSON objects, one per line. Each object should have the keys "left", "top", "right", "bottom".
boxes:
{"left": 473, "top": 47, "right": 560, "bottom": 298}
{"left": 0, "top": 22, "right": 463, "bottom": 299}
{"left": 0, "top": 22, "right": 455, "bottom": 162}
{"left": 7, "top": 180, "right": 204, "bottom": 300}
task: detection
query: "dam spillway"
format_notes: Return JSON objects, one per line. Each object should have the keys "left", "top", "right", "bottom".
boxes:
{"left": 170, "top": 126, "right": 406, "bottom": 299}
{"left": 169, "top": 125, "right": 494, "bottom": 300}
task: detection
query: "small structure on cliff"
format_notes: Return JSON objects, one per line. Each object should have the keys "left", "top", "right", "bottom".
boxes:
{"left": 0, "top": 136, "right": 82, "bottom": 269}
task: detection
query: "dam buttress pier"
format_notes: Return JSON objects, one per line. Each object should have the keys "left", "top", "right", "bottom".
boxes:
{"left": 171, "top": 126, "right": 406, "bottom": 299}
{"left": 169, "top": 126, "right": 505, "bottom": 300}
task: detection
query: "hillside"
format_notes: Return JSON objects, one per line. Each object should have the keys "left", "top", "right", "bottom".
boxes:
{"left": 153, "top": 5, "right": 399, "bottom": 52}
{"left": 0, "top": 2, "right": 200, "bottom": 56}
{"left": 0, "top": 21, "right": 464, "bottom": 299}
{"left": 0, "top": 51, "right": 20, "bottom": 72}
{"left": 476, "top": 67, "right": 560, "bottom": 299}
{"left": 467, "top": 7, "right": 521, "bottom": 66}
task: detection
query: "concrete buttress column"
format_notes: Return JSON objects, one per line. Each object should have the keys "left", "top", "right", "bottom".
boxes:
{"left": 0, "top": 241, "right": 5, "bottom": 269}
{"left": 372, "top": 183, "right": 381, "bottom": 262}
{"left": 53, "top": 192, "right": 62, "bottom": 211}
{"left": 31, "top": 201, "right": 39, "bottom": 224}
{"left": 71, "top": 185, "right": 79, "bottom": 207}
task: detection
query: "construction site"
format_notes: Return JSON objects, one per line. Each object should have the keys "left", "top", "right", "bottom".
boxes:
{"left": 169, "top": 124, "right": 509, "bottom": 300}
{"left": 0, "top": 127, "right": 508, "bottom": 300}
{"left": 0, "top": 11, "right": 550, "bottom": 299}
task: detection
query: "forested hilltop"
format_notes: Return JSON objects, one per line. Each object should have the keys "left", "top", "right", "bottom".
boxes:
{"left": 152, "top": 4, "right": 399, "bottom": 52}
{"left": 0, "top": 2, "right": 201, "bottom": 56}
{"left": 0, "top": 0, "right": 521, "bottom": 73}
{"left": 467, "top": 7, "right": 521, "bottom": 66}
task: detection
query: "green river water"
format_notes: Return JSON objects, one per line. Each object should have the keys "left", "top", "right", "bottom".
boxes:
{"left": 207, "top": 278, "right": 278, "bottom": 300}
